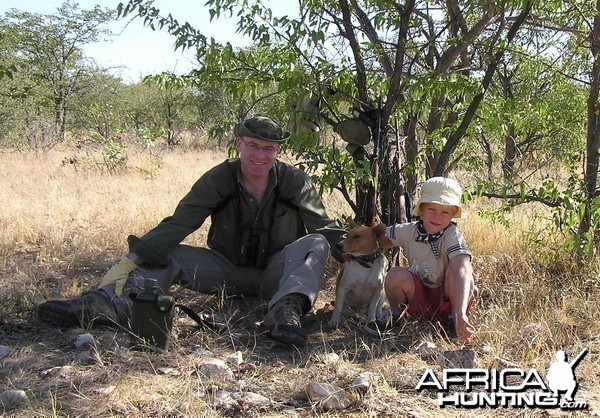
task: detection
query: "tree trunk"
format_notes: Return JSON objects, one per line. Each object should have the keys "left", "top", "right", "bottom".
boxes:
{"left": 582, "top": 0, "right": 600, "bottom": 252}
{"left": 54, "top": 97, "right": 67, "bottom": 142}
{"left": 404, "top": 114, "right": 419, "bottom": 197}
{"left": 502, "top": 125, "right": 517, "bottom": 178}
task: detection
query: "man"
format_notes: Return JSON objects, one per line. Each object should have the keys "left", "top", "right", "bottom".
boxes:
{"left": 38, "top": 116, "right": 346, "bottom": 347}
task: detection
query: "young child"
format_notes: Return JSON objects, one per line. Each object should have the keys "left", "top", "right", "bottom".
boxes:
{"left": 364, "top": 177, "right": 476, "bottom": 343}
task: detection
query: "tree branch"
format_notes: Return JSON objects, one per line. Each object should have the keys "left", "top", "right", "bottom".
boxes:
{"left": 480, "top": 192, "right": 560, "bottom": 208}
{"left": 383, "top": 0, "right": 416, "bottom": 122}
{"left": 434, "top": 1, "right": 534, "bottom": 176}
{"left": 349, "top": 0, "right": 393, "bottom": 76}
{"left": 337, "top": 0, "right": 370, "bottom": 105}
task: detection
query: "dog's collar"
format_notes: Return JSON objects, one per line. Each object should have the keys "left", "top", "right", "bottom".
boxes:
{"left": 352, "top": 249, "right": 382, "bottom": 268}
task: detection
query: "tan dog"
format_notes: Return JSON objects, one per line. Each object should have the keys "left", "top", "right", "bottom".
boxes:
{"left": 329, "top": 217, "right": 394, "bottom": 328}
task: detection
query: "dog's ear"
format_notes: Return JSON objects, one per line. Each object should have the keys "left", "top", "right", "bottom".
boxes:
{"left": 373, "top": 222, "right": 386, "bottom": 238}
{"left": 346, "top": 216, "right": 359, "bottom": 228}
{"left": 373, "top": 222, "right": 395, "bottom": 248}
{"left": 370, "top": 215, "right": 381, "bottom": 227}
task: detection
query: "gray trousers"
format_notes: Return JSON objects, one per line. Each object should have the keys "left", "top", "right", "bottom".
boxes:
{"left": 101, "top": 233, "right": 330, "bottom": 323}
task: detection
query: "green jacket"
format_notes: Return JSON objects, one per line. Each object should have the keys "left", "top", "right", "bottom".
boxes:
{"left": 128, "top": 158, "right": 346, "bottom": 267}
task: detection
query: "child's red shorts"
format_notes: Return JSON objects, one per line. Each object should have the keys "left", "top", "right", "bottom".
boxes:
{"left": 406, "top": 273, "right": 475, "bottom": 324}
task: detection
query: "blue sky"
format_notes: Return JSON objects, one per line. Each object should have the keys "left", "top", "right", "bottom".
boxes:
{"left": 0, "top": 0, "right": 257, "bottom": 83}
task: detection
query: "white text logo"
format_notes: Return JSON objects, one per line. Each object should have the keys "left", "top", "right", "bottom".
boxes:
{"left": 416, "top": 349, "right": 589, "bottom": 410}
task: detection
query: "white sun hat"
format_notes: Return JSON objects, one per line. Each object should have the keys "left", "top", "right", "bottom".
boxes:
{"left": 414, "top": 177, "right": 464, "bottom": 219}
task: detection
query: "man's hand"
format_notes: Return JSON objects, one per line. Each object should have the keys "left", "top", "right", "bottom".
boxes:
{"left": 99, "top": 255, "right": 138, "bottom": 296}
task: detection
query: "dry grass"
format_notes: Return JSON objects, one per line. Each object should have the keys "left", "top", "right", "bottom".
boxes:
{"left": 1, "top": 146, "right": 599, "bottom": 417}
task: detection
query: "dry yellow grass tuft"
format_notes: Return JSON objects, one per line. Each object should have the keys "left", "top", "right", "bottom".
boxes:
{"left": 0, "top": 147, "right": 598, "bottom": 417}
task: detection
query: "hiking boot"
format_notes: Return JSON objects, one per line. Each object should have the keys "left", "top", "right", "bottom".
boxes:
{"left": 263, "top": 293, "right": 308, "bottom": 347}
{"left": 37, "top": 290, "right": 120, "bottom": 328}
{"left": 364, "top": 309, "right": 402, "bottom": 337}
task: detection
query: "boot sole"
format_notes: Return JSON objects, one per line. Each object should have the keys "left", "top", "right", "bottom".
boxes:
{"left": 37, "top": 303, "right": 83, "bottom": 327}
{"left": 37, "top": 299, "right": 119, "bottom": 328}
{"left": 269, "top": 324, "right": 307, "bottom": 347}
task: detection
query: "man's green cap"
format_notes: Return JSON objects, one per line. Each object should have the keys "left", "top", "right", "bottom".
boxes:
{"left": 234, "top": 116, "right": 291, "bottom": 143}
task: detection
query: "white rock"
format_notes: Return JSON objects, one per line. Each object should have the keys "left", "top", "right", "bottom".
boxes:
{"left": 213, "top": 390, "right": 271, "bottom": 409}
{"left": 199, "top": 358, "right": 235, "bottom": 381}
{"left": 438, "top": 349, "right": 477, "bottom": 369}
{"left": 58, "top": 365, "right": 76, "bottom": 379}
{"left": 418, "top": 341, "right": 440, "bottom": 362}
{"left": 191, "top": 348, "right": 214, "bottom": 357}
{"left": 230, "top": 391, "right": 271, "bottom": 408}
{"left": 213, "top": 390, "right": 236, "bottom": 408}
{"left": 516, "top": 323, "right": 542, "bottom": 339}
{"left": 158, "top": 367, "right": 181, "bottom": 376}
{"left": 306, "top": 382, "right": 350, "bottom": 411}
{"left": 41, "top": 365, "right": 75, "bottom": 379}
{"left": 321, "top": 352, "right": 340, "bottom": 365}
{"left": 94, "top": 386, "right": 116, "bottom": 395}
{"left": 492, "top": 356, "right": 520, "bottom": 369}
{"left": 75, "top": 350, "right": 99, "bottom": 365}
{"left": 0, "top": 389, "right": 28, "bottom": 409}
{"left": 0, "top": 345, "right": 11, "bottom": 358}
{"left": 74, "top": 333, "right": 97, "bottom": 349}
{"left": 225, "top": 351, "right": 243, "bottom": 366}
{"left": 350, "top": 371, "right": 381, "bottom": 392}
